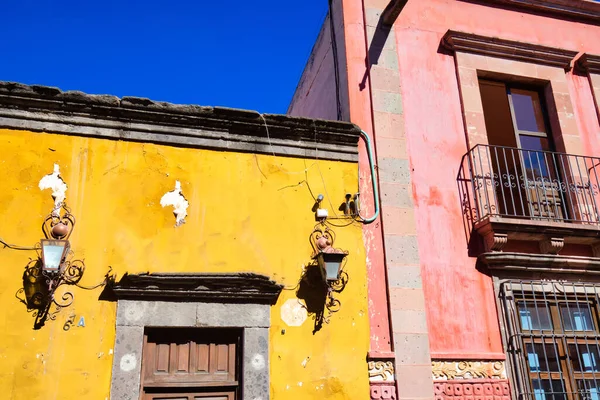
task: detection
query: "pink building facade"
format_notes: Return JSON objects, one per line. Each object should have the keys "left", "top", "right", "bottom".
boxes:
{"left": 289, "top": 1, "right": 600, "bottom": 399}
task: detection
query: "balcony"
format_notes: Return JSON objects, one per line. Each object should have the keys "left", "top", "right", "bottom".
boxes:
{"left": 457, "top": 144, "right": 600, "bottom": 253}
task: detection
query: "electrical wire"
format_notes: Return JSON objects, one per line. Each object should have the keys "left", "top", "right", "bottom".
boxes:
{"left": 0, "top": 238, "right": 38, "bottom": 251}
{"left": 258, "top": 114, "right": 315, "bottom": 175}
{"left": 75, "top": 281, "right": 109, "bottom": 290}
{"left": 325, "top": 218, "right": 358, "bottom": 228}
{"left": 259, "top": 113, "right": 356, "bottom": 222}
{"left": 75, "top": 267, "right": 114, "bottom": 290}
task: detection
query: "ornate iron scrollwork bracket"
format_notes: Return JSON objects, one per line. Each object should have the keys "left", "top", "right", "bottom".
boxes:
{"left": 15, "top": 203, "right": 114, "bottom": 330}
{"left": 297, "top": 222, "right": 349, "bottom": 333}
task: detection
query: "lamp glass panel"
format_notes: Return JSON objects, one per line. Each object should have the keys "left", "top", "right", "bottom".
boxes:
{"left": 325, "top": 260, "right": 341, "bottom": 281}
{"left": 42, "top": 240, "right": 68, "bottom": 271}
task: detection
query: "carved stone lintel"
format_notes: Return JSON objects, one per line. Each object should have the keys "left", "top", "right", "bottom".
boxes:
{"left": 431, "top": 360, "right": 506, "bottom": 380}
{"left": 442, "top": 30, "right": 578, "bottom": 69}
{"left": 483, "top": 232, "right": 508, "bottom": 252}
{"left": 539, "top": 237, "right": 564, "bottom": 255}
{"left": 109, "top": 272, "right": 283, "bottom": 304}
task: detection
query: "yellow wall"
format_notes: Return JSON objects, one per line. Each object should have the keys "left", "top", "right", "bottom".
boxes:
{"left": 0, "top": 128, "right": 369, "bottom": 399}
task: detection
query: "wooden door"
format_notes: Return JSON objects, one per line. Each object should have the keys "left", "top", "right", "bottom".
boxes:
{"left": 141, "top": 328, "right": 241, "bottom": 400}
{"left": 479, "top": 80, "right": 566, "bottom": 220}
{"left": 142, "top": 391, "right": 235, "bottom": 400}
{"left": 507, "top": 87, "right": 565, "bottom": 221}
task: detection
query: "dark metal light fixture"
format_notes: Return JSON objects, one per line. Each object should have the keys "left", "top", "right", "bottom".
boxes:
{"left": 310, "top": 223, "right": 348, "bottom": 283}
{"left": 17, "top": 204, "right": 87, "bottom": 329}
{"left": 296, "top": 222, "right": 349, "bottom": 332}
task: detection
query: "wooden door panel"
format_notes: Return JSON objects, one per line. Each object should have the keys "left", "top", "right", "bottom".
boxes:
{"left": 195, "top": 343, "right": 210, "bottom": 373}
{"left": 143, "top": 392, "right": 234, "bottom": 400}
{"left": 145, "top": 396, "right": 189, "bottom": 400}
{"left": 193, "top": 393, "right": 233, "bottom": 400}
{"left": 216, "top": 344, "right": 228, "bottom": 372}
{"left": 177, "top": 342, "right": 190, "bottom": 373}
{"left": 142, "top": 329, "right": 240, "bottom": 386}
{"left": 157, "top": 344, "right": 170, "bottom": 373}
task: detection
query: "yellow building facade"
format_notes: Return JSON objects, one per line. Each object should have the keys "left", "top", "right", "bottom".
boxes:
{"left": 0, "top": 83, "right": 369, "bottom": 399}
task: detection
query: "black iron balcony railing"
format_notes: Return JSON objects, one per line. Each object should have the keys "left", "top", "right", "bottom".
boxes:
{"left": 458, "top": 144, "right": 600, "bottom": 227}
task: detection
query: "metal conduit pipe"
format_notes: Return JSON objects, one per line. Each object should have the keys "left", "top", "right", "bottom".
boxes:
{"left": 359, "top": 129, "right": 380, "bottom": 224}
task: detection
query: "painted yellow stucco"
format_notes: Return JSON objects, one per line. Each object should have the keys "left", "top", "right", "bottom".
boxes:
{"left": 0, "top": 128, "right": 370, "bottom": 399}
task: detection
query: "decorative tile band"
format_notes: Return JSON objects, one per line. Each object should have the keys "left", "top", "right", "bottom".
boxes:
{"left": 431, "top": 360, "right": 506, "bottom": 380}
{"left": 370, "top": 383, "right": 396, "bottom": 400}
{"left": 368, "top": 360, "right": 395, "bottom": 383}
{"left": 433, "top": 379, "right": 510, "bottom": 400}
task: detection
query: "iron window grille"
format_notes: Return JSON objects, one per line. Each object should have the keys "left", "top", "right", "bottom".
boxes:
{"left": 500, "top": 280, "right": 600, "bottom": 400}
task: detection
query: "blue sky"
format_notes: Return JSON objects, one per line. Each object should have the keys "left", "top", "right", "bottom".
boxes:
{"left": 1, "top": 1, "right": 328, "bottom": 114}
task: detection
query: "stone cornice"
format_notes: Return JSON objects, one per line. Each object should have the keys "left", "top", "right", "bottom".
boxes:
{"left": 0, "top": 81, "right": 360, "bottom": 162}
{"left": 109, "top": 272, "right": 284, "bottom": 304}
{"left": 442, "top": 30, "right": 578, "bottom": 69}
{"left": 479, "top": 252, "right": 600, "bottom": 275}
{"left": 577, "top": 53, "right": 600, "bottom": 74}
{"left": 464, "top": 0, "right": 600, "bottom": 23}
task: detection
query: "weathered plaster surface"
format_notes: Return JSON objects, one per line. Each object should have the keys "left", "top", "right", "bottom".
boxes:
{"left": 0, "top": 125, "right": 370, "bottom": 399}
{"left": 390, "top": 0, "right": 600, "bottom": 360}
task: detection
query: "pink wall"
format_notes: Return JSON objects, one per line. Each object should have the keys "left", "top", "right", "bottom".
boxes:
{"left": 292, "top": 0, "right": 600, "bottom": 364}
{"left": 288, "top": 15, "right": 340, "bottom": 120}
{"left": 390, "top": 0, "right": 600, "bottom": 358}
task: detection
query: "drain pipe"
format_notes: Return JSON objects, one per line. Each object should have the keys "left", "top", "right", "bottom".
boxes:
{"left": 359, "top": 129, "right": 380, "bottom": 224}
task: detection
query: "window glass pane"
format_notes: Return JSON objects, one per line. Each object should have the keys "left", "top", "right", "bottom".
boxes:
{"left": 526, "top": 343, "right": 561, "bottom": 372}
{"left": 520, "top": 136, "right": 552, "bottom": 179}
{"left": 560, "top": 303, "right": 595, "bottom": 331}
{"left": 511, "top": 89, "right": 546, "bottom": 133}
{"left": 578, "top": 380, "right": 600, "bottom": 400}
{"left": 569, "top": 344, "right": 600, "bottom": 372}
{"left": 520, "top": 136, "right": 551, "bottom": 152}
{"left": 518, "top": 302, "right": 552, "bottom": 330}
{"left": 532, "top": 379, "right": 567, "bottom": 400}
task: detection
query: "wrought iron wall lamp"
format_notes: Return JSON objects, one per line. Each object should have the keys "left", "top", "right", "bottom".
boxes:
{"left": 297, "top": 217, "right": 349, "bottom": 332}
{"left": 16, "top": 203, "right": 112, "bottom": 329}
{"left": 310, "top": 223, "right": 348, "bottom": 283}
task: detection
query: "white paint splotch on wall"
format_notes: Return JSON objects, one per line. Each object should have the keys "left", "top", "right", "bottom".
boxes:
{"left": 160, "top": 180, "right": 189, "bottom": 227}
{"left": 280, "top": 299, "right": 308, "bottom": 327}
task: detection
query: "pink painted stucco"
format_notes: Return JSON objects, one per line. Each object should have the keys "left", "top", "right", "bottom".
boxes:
{"left": 390, "top": 0, "right": 600, "bottom": 358}
{"left": 291, "top": 0, "right": 600, "bottom": 373}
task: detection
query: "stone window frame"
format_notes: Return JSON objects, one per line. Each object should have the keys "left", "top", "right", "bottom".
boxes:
{"left": 577, "top": 54, "right": 600, "bottom": 124}
{"left": 493, "top": 276, "right": 600, "bottom": 400}
{"left": 107, "top": 273, "right": 282, "bottom": 400}
{"left": 443, "top": 30, "right": 583, "bottom": 157}
{"left": 480, "top": 252, "right": 600, "bottom": 399}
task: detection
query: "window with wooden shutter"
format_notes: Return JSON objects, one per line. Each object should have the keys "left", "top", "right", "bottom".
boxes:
{"left": 141, "top": 328, "right": 241, "bottom": 400}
